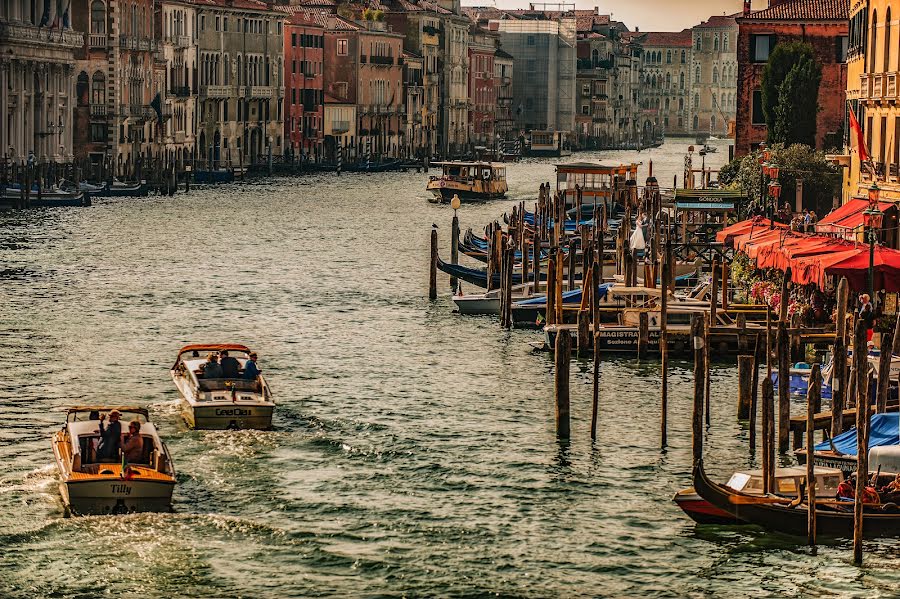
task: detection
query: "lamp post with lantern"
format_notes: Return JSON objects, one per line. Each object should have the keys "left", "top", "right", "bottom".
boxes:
{"left": 864, "top": 182, "right": 884, "bottom": 299}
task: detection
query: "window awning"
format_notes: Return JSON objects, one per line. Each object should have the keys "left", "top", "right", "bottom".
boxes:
{"left": 818, "top": 198, "right": 895, "bottom": 230}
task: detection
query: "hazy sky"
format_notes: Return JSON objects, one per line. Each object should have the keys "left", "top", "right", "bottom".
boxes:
{"left": 465, "top": 0, "right": 769, "bottom": 32}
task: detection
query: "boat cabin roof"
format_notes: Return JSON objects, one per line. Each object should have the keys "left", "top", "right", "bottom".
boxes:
{"left": 555, "top": 161, "right": 640, "bottom": 175}
{"left": 433, "top": 161, "right": 505, "bottom": 168}
{"left": 64, "top": 406, "right": 149, "bottom": 423}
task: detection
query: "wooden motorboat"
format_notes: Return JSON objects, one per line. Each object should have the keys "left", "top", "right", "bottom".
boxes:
{"left": 674, "top": 466, "right": 842, "bottom": 524}
{"left": 692, "top": 458, "right": 900, "bottom": 538}
{"left": 426, "top": 161, "right": 508, "bottom": 202}
{"left": 452, "top": 283, "right": 536, "bottom": 315}
{"left": 170, "top": 343, "right": 275, "bottom": 430}
{"left": 51, "top": 406, "right": 176, "bottom": 516}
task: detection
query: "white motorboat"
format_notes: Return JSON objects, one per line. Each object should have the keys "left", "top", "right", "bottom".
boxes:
{"left": 51, "top": 406, "right": 176, "bottom": 516}
{"left": 452, "top": 283, "right": 535, "bottom": 315}
{"left": 170, "top": 343, "right": 275, "bottom": 430}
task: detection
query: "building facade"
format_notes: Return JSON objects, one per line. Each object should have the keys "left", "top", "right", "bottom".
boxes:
{"left": 692, "top": 15, "right": 738, "bottom": 137}
{"left": 468, "top": 24, "right": 496, "bottom": 146}
{"left": 402, "top": 51, "right": 426, "bottom": 158}
{"left": 195, "top": 0, "right": 285, "bottom": 169}
{"left": 1, "top": 1, "right": 83, "bottom": 162}
{"left": 494, "top": 47, "right": 514, "bottom": 142}
{"left": 282, "top": 9, "right": 325, "bottom": 163}
{"left": 156, "top": 0, "right": 198, "bottom": 167}
{"left": 845, "top": 0, "right": 900, "bottom": 204}
{"left": 492, "top": 16, "right": 576, "bottom": 136}
{"left": 639, "top": 31, "right": 692, "bottom": 138}
{"left": 735, "top": 0, "right": 849, "bottom": 156}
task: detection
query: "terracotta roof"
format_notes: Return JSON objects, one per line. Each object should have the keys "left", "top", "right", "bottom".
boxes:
{"left": 694, "top": 15, "right": 737, "bottom": 29}
{"left": 325, "top": 15, "right": 361, "bottom": 31}
{"left": 740, "top": 0, "right": 849, "bottom": 21}
{"left": 193, "top": 0, "right": 280, "bottom": 11}
{"left": 640, "top": 30, "right": 692, "bottom": 48}
{"left": 325, "top": 93, "right": 352, "bottom": 104}
{"left": 494, "top": 47, "right": 513, "bottom": 60}
{"left": 274, "top": 5, "right": 327, "bottom": 26}
{"left": 575, "top": 14, "right": 610, "bottom": 33}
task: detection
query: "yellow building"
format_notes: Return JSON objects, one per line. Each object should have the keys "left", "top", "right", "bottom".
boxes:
{"left": 846, "top": 0, "right": 900, "bottom": 204}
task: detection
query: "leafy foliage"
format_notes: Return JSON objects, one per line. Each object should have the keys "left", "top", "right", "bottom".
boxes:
{"left": 772, "top": 58, "right": 821, "bottom": 147}
{"left": 761, "top": 42, "right": 820, "bottom": 145}
{"left": 718, "top": 143, "right": 840, "bottom": 215}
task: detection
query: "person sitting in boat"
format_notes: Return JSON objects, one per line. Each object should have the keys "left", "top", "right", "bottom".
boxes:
{"left": 96, "top": 409, "right": 122, "bottom": 463}
{"left": 219, "top": 350, "right": 241, "bottom": 379}
{"left": 201, "top": 353, "right": 223, "bottom": 379}
{"left": 123, "top": 420, "right": 144, "bottom": 463}
{"left": 243, "top": 352, "right": 261, "bottom": 381}
{"left": 836, "top": 477, "right": 855, "bottom": 501}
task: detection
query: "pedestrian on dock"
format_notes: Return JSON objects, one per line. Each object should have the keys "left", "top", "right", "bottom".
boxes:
{"left": 858, "top": 294, "right": 875, "bottom": 342}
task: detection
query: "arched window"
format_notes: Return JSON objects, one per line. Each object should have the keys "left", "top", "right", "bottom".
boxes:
{"left": 714, "top": 34, "right": 719, "bottom": 52}
{"left": 224, "top": 55, "right": 230, "bottom": 85}
{"left": 679, "top": 72, "right": 685, "bottom": 89}
{"left": 77, "top": 71, "right": 89, "bottom": 106}
{"left": 695, "top": 65, "right": 701, "bottom": 83}
{"left": 91, "top": 71, "right": 105, "bottom": 105}
{"left": 592, "top": 48, "right": 599, "bottom": 66}
{"left": 871, "top": 9, "right": 878, "bottom": 73}
{"left": 885, "top": 7, "right": 892, "bottom": 72}
{"left": 693, "top": 93, "right": 699, "bottom": 109}
{"left": 678, "top": 97, "right": 684, "bottom": 111}
{"left": 666, "top": 50, "right": 672, "bottom": 63}
{"left": 91, "top": 0, "right": 105, "bottom": 33}
{"left": 665, "top": 98, "right": 670, "bottom": 111}
{"left": 711, "top": 114, "right": 717, "bottom": 129}
{"left": 693, "top": 115, "right": 699, "bottom": 130}
{"left": 681, "top": 50, "right": 686, "bottom": 63}
{"left": 695, "top": 36, "right": 701, "bottom": 51}
{"left": 712, "top": 66, "right": 718, "bottom": 83}
{"left": 665, "top": 73, "right": 671, "bottom": 88}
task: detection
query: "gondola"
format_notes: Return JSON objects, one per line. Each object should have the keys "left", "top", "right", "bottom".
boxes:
{"left": 436, "top": 256, "right": 540, "bottom": 288}
{"left": 692, "top": 459, "right": 900, "bottom": 538}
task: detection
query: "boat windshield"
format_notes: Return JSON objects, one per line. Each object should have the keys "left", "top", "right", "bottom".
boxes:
{"left": 66, "top": 409, "right": 149, "bottom": 424}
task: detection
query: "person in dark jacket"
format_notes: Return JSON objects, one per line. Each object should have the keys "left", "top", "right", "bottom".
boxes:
{"left": 220, "top": 350, "right": 241, "bottom": 379}
{"left": 243, "top": 352, "right": 261, "bottom": 380}
{"left": 96, "top": 409, "right": 122, "bottom": 462}
{"left": 201, "top": 353, "right": 223, "bottom": 378}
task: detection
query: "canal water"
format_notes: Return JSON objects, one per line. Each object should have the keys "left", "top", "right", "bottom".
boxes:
{"left": 1, "top": 139, "right": 897, "bottom": 597}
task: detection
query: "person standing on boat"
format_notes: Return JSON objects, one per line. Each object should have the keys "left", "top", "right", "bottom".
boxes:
{"left": 96, "top": 409, "right": 122, "bottom": 462}
{"left": 202, "top": 353, "right": 223, "bottom": 378}
{"left": 243, "top": 352, "right": 261, "bottom": 380}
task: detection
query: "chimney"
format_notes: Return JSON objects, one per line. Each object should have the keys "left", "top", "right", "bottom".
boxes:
{"left": 743, "top": 0, "right": 751, "bottom": 16}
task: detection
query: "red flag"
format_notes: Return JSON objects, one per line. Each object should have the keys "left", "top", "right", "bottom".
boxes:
{"left": 848, "top": 105, "right": 870, "bottom": 163}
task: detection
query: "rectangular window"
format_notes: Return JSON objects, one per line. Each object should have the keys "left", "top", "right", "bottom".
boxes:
{"left": 881, "top": 116, "right": 888, "bottom": 163}
{"left": 837, "top": 36, "right": 849, "bottom": 62}
{"left": 582, "top": 84, "right": 590, "bottom": 96}
{"left": 224, "top": 17, "right": 228, "bottom": 32}
{"left": 215, "top": 16, "right": 219, "bottom": 31}
{"left": 223, "top": 100, "right": 229, "bottom": 121}
{"left": 751, "top": 35, "right": 775, "bottom": 63}
{"left": 200, "top": 15, "right": 205, "bottom": 31}
{"left": 867, "top": 116, "right": 874, "bottom": 160}
{"left": 338, "top": 39, "right": 348, "bottom": 56}
{"left": 292, "top": 33, "right": 296, "bottom": 47}
{"left": 90, "top": 123, "right": 106, "bottom": 143}
{"left": 895, "top": 117, "right": 900, "bottom": 175}
{"left": 752, "top": 90, "right": 765, "bottom": 125}
{"left": 581, "top": 104, "right": 589, "bottom": 115}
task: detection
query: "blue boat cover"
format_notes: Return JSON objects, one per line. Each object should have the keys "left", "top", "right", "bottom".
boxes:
{"left": 514, "top": 283, "right": 612, "bottom": 307}
{"left": 814, "top": 413, "right": 900, "bottom": 455}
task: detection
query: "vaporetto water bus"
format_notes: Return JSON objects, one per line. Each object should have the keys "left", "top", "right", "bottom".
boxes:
{"left": 170, "top": 343, "right": 275, "bottom": 430}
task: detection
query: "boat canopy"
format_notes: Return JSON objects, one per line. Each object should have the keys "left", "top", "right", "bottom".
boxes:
{"left": 432, "top": 161, "right": 505, "bottom": 168}
{"left": 814, "top": 413, "right": 900, "bottom": 455}
{"left": 177, "top": 343, "right": 251, "bottom": 356}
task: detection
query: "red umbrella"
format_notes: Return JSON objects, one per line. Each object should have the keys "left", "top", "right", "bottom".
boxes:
{"left": 717, "top": 217, "right": 786, "bottom": 246}
{"left": 826, "top": 245, "right": 900, "bottom": 292}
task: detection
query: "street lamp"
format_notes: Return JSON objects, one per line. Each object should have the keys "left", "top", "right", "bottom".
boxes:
{"left": 864, "top": 182, "right": 884, "bottom": 299}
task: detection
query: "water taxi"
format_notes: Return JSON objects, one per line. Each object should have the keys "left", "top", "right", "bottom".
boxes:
{"left": 170, "top": 343, "right": 275, "bottom": 430}
{"left": 51, "top": 406, "right": 176, "bottom": 516}
{"left": 426, "top": 161, "right": 508, "bottom": 202}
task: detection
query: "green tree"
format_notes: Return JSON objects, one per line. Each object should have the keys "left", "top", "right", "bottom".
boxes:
{"left": 760, "top": 42, "right": 819, "bottom": 143}
{"left": 718, "top": 143, "right": 840, "bottom": 216}
{"left": 771, "top": 59, "right": 822, "bottom": 146}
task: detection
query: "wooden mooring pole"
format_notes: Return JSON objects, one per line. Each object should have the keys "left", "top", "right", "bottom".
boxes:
{"left": 777, "top": 320, "right": 790, "bottom": 453}
{"left": 853, "top": 319, "right": 870, "bottom": 566}
{"left": 660, "top": 259, "right": 669, "bottom": 447}
{"left": 555, "top": 329, "right": 572, "bottom": 439}
{"left": 591, "top": 257, "right": 601, "bottom": 441}
{"left": 737, "top": 355, "right": 753, "bottom": 420}
{"left": 692, "top": 314, "right": 706, "bottom": 465}
{"left": 877, "top": 319, "right": 894, "bottom": 414}
{"left": 429, "top": 227, "right": 438, "bottom": 300}
{"left": 832, "top": 278, "right": 850, "bottom": 437}
{"left": 749, "top": 332, "right": 762, "bottom": 450}
{"left": 807, "top": 363, "right": 821, "bottom": 552}
{"left": 450, "top": 211, "right": 459, "bottom": 292}
{"left": 762, "top": 377, "right": 775, "bottom": 494}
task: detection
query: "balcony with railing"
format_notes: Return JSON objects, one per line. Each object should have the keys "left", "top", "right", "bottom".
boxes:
{"left": 0, "top": 21, "right": 83, "bottom": 48}
{"left": 89, "top": 33, "right": 107, "bottom": 48}
{"left": 331, "top": 120, "right": 350, "bottom": 134}
{"left": 369, "top": 55, "right": 394, "bottom": 66}
{"left": 119, "top": 35, "right": 157, "bottom": 52}
{"left": 246, "top": 86, "right": 275, "bottom": 99}
{"left": 200, "top": 85, "right": 230, "bottom": 98}
{"left": 90, "top": 104, "right": 108, "bottom": 118}
{"left": 169, "top": 86, "right": 191, "bottom": 98}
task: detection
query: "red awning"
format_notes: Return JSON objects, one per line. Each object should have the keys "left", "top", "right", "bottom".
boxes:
{"left": 817, "top": 198, "right": 895, "bottom": 231}
{"left": 716, "top": 217, "right": 786, "bottom": 246}
{"left": 826, "top": 245, "right": 900, "bottom": 292}
{"left": 792, "top": 248, "right": 864, "bottom": 288}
